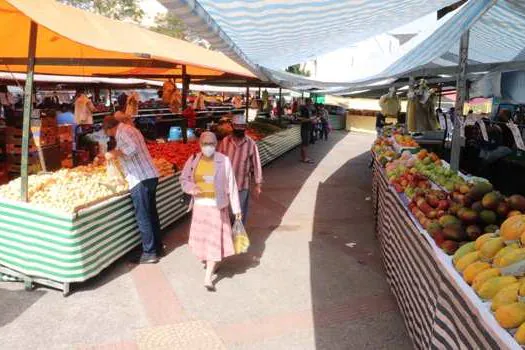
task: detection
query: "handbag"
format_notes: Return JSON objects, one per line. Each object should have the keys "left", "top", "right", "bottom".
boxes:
{"left": 232, "top": 219, "right": 250, "bottom": 254}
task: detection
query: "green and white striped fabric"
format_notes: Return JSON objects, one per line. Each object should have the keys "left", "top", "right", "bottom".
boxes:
{"left": 0, "top": 175, "right": 187, "bottom": 283}
{"left": 0, "top": 126, "right": 301, "bottom": 284}
{"left": 257, "top": 126, "right": 301, "bottom": 166}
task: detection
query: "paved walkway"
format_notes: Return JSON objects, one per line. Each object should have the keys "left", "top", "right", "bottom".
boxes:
{"left": 0, "top": 131, "right": 411, "bottom": 349}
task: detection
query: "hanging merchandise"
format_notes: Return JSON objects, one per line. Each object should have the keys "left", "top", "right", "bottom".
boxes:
{"left": 169, "top": 88, "right": 182, "bottom": 113}
{"left": 162, "top": 81, "right": 176, "bottom": 105}
{"left": 125, "top": 91, "right": 140, "bottom": 118}
{"left": 262, "top": 89, "right": 270, "bottom": 112}
{"left": 406, "top": 79, "right": 440, "bottom": 132}
{"left": 379, "top": 87, "right": 401, "bottom": 118}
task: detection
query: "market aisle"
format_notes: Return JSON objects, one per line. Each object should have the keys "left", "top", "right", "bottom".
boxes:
{"left": 0, "top": 131, "right": 411, "bottom": 349}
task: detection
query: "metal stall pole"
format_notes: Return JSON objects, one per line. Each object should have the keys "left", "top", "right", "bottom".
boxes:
{"left": 438, "top": 84, "right": 442, "bottom": 109}
{"left": 245, "top": 86, "right": 249, "bottom": 121}
{"left": 278, "top": 87, "right": 283, "bottom": 125}
{"left": 181, "top": 65, "right": 190, "bottom": 143}
{"left": 450, "top": 30, "right": 470, "bottom": 171}
{"left": 21, "top": 21, "right": 38, "bottom": 202}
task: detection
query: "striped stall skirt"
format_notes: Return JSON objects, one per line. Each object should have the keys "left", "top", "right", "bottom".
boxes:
{"left": 372, "top": 157, "right": 518, "bottom": 350}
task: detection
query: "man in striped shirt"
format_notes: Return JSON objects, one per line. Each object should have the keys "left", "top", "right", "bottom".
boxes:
{"left": 103, "top": 116, "right": 162, "bottom": 264}
{"left": 218, "top": 114, "right": 263, "bottom": 226}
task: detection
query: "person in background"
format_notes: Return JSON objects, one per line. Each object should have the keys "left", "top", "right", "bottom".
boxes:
{"left": 51, "top": 91, "right": 60, "bottom": 106}
{"left": 448, "top": 107, "right": 457, "bottom": 126}
{"left": 114, "top": 93, "right": 135, "bottom": 125}
{"left": 180, "top": 132, "right": 241, "bottom": 291}
{"left": 193, "top": 91, "right": 206, "bottom": 110}
{"left": 436, "top": 108, "right": 446, "bottom": 130}
{"left": 318, "top": 104, "right": 329, "bottom": 141}
{"left": 57, "top": 103, "right": 75, "bottom": 125}
{"left": 74, "top": 88, "right": 96, "bottom": 125}
{"left": 232, "top": 95, "right": 243, "bottom": 109}
{"left": 299, "top": 98, "right": 315, "bottom": 163}
{"left": 103, "top": 116, "right": 163, "bottom": 264}
{"left": 375, "top": 112, "right": 387, "bottom": 137}
{"left": 218, "top": 114, "right": 263, "bottom": 226}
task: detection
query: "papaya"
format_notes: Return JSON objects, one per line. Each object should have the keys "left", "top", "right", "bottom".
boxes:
{"left": 515, "top": 322, "right": 525, "bottom": 345}
{"left": 495, "top": 302, "right": 525, "bottom": 329}
{"left": 473, "top": 268, "right": 501, "bottom": 292}
{"left": 491, "top": 283, "right": 520, "bottom": 311}
{"left": 479, "top": 237, "right": 505, "bottom": 262}
{"left": 501, "top": 214, "right": 525, "bottom": 241}
{"left": 519, "top": 281, "right": 525, "bottom": 297}
{"left": 463, "top": 261, "right": 491, "bottom": 284}
{"left": 475, "top": 233, "right": 498, "bottom": 250}
{"left": 452, "top": 242, "right": 476, "bottom": 265}
{"left": 455, "top": 251, "right": 480, "bottom": 272}
{"left": 493, "top": 243, "right": 520, "bottom": 267}
{"left": 477, "top": 276, "right": 518, "bottom": 300}
{"left": 498, "top": 248, "right": 525, "bottom": 268}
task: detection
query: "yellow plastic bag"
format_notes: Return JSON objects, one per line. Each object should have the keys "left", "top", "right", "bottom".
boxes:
{"left": 233, "top": 219, "right": 250, "bottom": 254}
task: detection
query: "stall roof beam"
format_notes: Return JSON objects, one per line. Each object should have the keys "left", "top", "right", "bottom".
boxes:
{"left": 0, "top": 57, "right": 180, "bottom": 68}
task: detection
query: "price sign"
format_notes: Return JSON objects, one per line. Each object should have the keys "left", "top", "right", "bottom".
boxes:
{"left": 507, "top": 121, "right": 525, "bottom": 151}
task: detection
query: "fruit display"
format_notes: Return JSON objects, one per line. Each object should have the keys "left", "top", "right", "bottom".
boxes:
{"left": 449, "top": 216, "right": 525, "bottom": 343}
{"left": 371, "top": 137, "right": 397, "bottom": 167}
{"left": 393, "top": 133, "right": 419, "bottom": 148}
{"left": 413, "top": 149, "right": 466, "bottom": 192}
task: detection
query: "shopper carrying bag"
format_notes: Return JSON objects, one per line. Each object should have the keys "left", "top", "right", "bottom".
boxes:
{"left": 180, "top": 132, "right": 241, "bottom": 292}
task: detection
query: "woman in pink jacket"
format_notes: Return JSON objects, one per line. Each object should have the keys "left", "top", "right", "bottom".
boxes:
{"left": 180, "top": 132, "right": 241, "bottom": 291}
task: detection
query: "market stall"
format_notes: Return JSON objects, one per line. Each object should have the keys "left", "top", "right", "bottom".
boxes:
{"left": 371, "top": 131, "right": 525, "bottom": 349}
{"left": 0, "top": 124, "right": 301, "bottom": 295}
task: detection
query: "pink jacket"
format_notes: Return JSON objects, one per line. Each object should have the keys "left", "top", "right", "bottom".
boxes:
{"left": 180, "top": 152, "right": 241, "bottom": 214}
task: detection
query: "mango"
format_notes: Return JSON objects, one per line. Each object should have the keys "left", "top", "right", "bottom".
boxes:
{"left": 495, "top": 302, "right": 525, "bottom": 329}
{"left": 479, "top": 237, "right": 505, "bottom": 262}
{"left": 475, "top": 233, "right": 497, "bottom": 250}
{"left": 455, "top": 251, "right": 480, "bottom": 272}
{"left": 473, "top": 268, "right": 501, "bottom": 292}
{"left": 491, "top": 283, "right": 520, "bottom": 311}
{"left": 452, "top": 242, "right": 476, "bottom": 265}
{"left": 519, "top": 281, "right": 525, "bottom": 297}
{"left": 477, "top": 276, "right": 518, "bottom": 300}
{"left": 463, "top": 262, "right": 491, "bottom": 284}
{"left": 498, "top": 248, "right": 525, "bottom": 268}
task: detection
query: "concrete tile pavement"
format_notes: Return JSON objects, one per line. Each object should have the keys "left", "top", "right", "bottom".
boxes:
{"left": 0, "top": 131, "right": 411, "bottom": 349}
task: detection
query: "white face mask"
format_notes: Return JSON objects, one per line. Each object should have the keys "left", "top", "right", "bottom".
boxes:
{"left": 201, "top": 145, "right": 216, "bottom": 158}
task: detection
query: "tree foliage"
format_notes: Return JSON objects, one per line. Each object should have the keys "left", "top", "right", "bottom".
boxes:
{"left": 150, "top": 12, "right": 187, "bottom": 40}
{"left": 286, "top": 64, "right": 310, "bottom": 77}
{"left": 58, "top": 0, "right": 144, "bottom": 22}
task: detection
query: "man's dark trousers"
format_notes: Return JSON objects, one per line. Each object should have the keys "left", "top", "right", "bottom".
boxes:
{"left": 130, "top": 177, "right": 161, "bottom": 257}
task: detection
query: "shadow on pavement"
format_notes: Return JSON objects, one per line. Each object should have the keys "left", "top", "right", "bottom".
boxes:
{"left": 309, "top": 150, "right": 411, "bottom": 349}
{"left": 214, "top": 132, "right": 349, "bottom": 286}
{"left": 0, "top": 286, "right": 46, "bottom": 327}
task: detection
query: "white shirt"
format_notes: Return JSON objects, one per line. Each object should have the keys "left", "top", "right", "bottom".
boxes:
{"left": 74, "top": 94, "right": 95, "bottom": 124}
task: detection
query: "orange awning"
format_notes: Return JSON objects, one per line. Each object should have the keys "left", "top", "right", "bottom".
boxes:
{"left": 0, "top": 0, "right": 256, "bottom": 80}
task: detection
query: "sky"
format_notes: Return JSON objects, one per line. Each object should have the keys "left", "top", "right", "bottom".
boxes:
{"left": 140, "top": 0, "right": 166, "bottom": 26}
